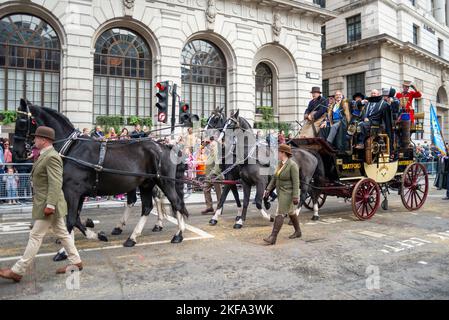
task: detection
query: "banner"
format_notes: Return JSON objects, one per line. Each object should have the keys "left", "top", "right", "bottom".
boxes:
{"left": 430, "top": 103, "right": 447, "bottom": 156}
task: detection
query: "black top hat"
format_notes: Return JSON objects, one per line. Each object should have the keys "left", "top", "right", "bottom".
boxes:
{"left": 310, "top": 87, "right": 321, "bottom": 94}
{"left": 352, "top": 92, "right": 365, "bottom": 100}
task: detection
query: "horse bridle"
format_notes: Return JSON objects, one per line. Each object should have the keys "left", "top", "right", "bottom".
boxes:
{"left": 205, "top": 112, "right": 224, "bottom": 130}
{"left": 14, "top": 104, "right": 39, "bottom": 155}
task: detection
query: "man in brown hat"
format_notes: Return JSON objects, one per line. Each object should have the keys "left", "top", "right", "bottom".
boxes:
{"left": 0, "top": 126, "right": 82, "bottom": 283}
{"left": 300, "top": 87, "right": 328, "bottom": 138}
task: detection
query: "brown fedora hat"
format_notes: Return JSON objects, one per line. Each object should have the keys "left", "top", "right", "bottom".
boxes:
{"left": 32, "top": 126, "right": 55, "bottom": 141}
{"left": 278, "top": 144, "right": 292, "bottom": 156}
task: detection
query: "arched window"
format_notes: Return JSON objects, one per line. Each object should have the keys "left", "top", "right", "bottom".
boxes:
{"left": 255, "top": 63, "right": 273, "bottom": 114}
{"left": 0, "top": 14, "right": 60, "bottom": 110}
{"left": 94, "top": 28, "right": 152, "bottom": 120}
{"left": 181, "top": 40, "right": 226, "bottom": 118}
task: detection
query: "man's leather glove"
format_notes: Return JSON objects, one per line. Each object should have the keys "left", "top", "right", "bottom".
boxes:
{"left": 292, "top": 197, "right": 299, "bottom": 206}
{"left": 44, "top": 207, "right": 55, "bottom": 217}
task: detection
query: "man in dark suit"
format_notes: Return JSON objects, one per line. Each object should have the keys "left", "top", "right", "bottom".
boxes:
{"left": 300, "top": 87, "right": 328, "bottom": 138}
{"left": 91, "top": 126, "right": 104, "bottom": 140}
{"left": 130, "top": 124, "right": 146, "bottom": 139}
{"left": 355, "top": 89, "right": 387, "bottom": 149}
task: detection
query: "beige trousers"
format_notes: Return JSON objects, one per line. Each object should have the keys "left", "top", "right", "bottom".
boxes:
{"left": 12, "top": 215, "right": 81, "bottom": 276}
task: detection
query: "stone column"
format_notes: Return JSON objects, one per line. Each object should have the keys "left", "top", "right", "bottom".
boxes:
{"left": 435, "top": 0, "right": 446, "bottom": 25}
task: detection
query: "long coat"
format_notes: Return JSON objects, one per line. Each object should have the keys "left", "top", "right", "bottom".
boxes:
{"left": 301, "top": 96, "right": 328, "bottom": 138}
{"left": 434, "top": 156, "right": 445, "bottom": 189}
{"left": 267, "top": 158, "right": 300, "bottom": 215}
{"left": 31, "top": 147, "right": 67, "bottom": 220}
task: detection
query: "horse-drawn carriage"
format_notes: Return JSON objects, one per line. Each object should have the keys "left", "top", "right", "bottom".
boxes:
{"left": 289, "top": 111, "right": 429, "bottom": 220}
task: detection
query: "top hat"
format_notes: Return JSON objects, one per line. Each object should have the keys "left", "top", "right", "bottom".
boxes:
{"left": 310, "top": 87, "right": 321, "bottom": 94}
{"left": 381, "top": 88, "right": 390, "bottom": 96}
{"left": 32, "top": 126, "right": 55, "bottom": 141}
{"left": 352, "top": 92, "right": 365, "bottom": 100}
{"left": 278, "top": 144, "right": 292, "bottom": 156}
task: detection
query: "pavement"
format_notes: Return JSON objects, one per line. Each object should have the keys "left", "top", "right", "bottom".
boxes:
{"left": 0, "top": 187, "right": 449, "bottom": 300}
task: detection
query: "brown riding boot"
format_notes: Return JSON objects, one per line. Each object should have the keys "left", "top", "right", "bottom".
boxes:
{"left": 288, "top": 214, "right": 302, "bottom": 239}
{"left": 263, "top": 215, "right": 284, "bottom": 245}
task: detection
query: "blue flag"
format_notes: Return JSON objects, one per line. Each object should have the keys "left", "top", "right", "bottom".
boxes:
{"left": 430, "top": 104, "right": 447, "bottom": 156}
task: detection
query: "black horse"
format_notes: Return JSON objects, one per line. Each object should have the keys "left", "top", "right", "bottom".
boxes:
{"left": 12, "top": 99, "right": 188, "bottom": 245}
{"left": 214, "top": 110, "right": 325, "bottom": 224}
{"left": 209, "top": 110, "right": 273, "bottom": 228}
{"left": 203, "top": 108, "right": 242, "bottom": 225}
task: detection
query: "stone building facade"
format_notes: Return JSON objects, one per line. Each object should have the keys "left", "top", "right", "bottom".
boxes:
{"left": 322, "top": 0, "right": 449, "bottom": 141}
{"left": 0, "top": 0, "right": 335, "bottom": 133}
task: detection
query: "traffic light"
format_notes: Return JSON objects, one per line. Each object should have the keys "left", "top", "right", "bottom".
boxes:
{"left": 155, "top": 81, "right": 169, "bottom": 123}
{"left": 179, "top": 101, "right": 199, "bottom": 126}
{"left": 179, "top": 102, "right": 190, "bottom": 124}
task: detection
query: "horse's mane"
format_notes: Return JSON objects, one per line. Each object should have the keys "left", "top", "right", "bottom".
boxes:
{"left": 238, "top": 115, "right": 253, "bottom": 131}
{"left": 32, "top": 104, "right": 75, "bottom": 130}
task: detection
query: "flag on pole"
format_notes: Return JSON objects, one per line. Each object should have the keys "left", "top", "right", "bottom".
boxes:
{"left": 430, "top": 103, "right": 447, "bottom": 156}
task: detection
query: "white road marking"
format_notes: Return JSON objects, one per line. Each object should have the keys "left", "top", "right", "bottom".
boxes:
{"left": 418, "top": 261, "right": 428, "bottom": 265}
{"left": 0, "top": 236, "right": 209, "bottom": 263}
{"left": 0, "top": 222, "right": 31, "bottom": 235}
{"left": 357, "top": 230, "right": 387, "bottom": 238}
{"left": 157, "top": 211, "right": 214, "bottom": 239}
{"left": 0, "top": 211, "right": 214, "bottom": 263}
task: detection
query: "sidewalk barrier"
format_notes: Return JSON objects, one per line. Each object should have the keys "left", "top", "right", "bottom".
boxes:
{"left": 0, "top": 163, "right": 33, "bottom": 203}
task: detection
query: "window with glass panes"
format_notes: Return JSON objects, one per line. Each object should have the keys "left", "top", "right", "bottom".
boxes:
{"left": 93, "top": 28, "right": 152, "bottom": 121}
{"left": 347, "top": 15, "right": 362, "bottom": 43}
{"left": 321, "top": 25, "right": 326, "bottom": 50}
{"left": 322, "top": 79, "right": 329, "bottom": 99}
{"left": 181, "top": 40, "right": 226, "bottom": 118}
{"left": 255, "top": 63, "right": 273, "bottom": 114}
{"left": 0, "top": 14, "right": 60, "bottom": 111}
{"left": 346, "top": 73, "right": 365, "bottom": 100}
{"left": 413, "top": 24, "right": 419, "bottom": 45}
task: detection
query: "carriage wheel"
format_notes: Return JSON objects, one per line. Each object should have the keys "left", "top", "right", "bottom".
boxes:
{"left": 352, "top": 178, "right": 380, "bottom": 220}
{"left": 401, "top": 163, "right": 428, "bottom": 211}
{"left": 304, "top": 193, "right": 327, "bottom": 210}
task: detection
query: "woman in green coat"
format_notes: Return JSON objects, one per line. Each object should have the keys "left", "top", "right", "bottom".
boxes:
{"left": 263, "top": 144, "right": 301, "bottom": 245}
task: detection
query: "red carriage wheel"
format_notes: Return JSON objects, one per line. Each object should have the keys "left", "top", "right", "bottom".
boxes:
{"left": 401, "top": 163, "right": 428, "bottom": 211}
{"left": 351, "top": 178, "right": 381, "bottom": 220}
{"left": 304, "top": 193, "right": 327, "bottom": 210}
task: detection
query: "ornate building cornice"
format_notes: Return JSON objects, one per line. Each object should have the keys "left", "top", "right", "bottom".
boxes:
{"left": 323, "top": 33, "right": 449, "bottom": 69}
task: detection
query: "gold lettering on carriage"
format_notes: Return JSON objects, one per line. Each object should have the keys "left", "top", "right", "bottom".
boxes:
{"left": 342, "top": 163, "right": 362, "bottom": 170}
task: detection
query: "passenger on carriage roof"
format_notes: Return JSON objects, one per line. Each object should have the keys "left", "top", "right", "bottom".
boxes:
{"left": 304, "top": 87, "right": 328, "bottom": 122}
{"left": 324, "top": 91, "right": 351, "bottom": 147}
{"left": 300, "top": 87, "right": 328, "bottom": 138}
{"left": 355, "top": 89, "right": 388, "bottom": 149}
{"left": 351, "top": 92, "right": 367, "bottom": 118}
